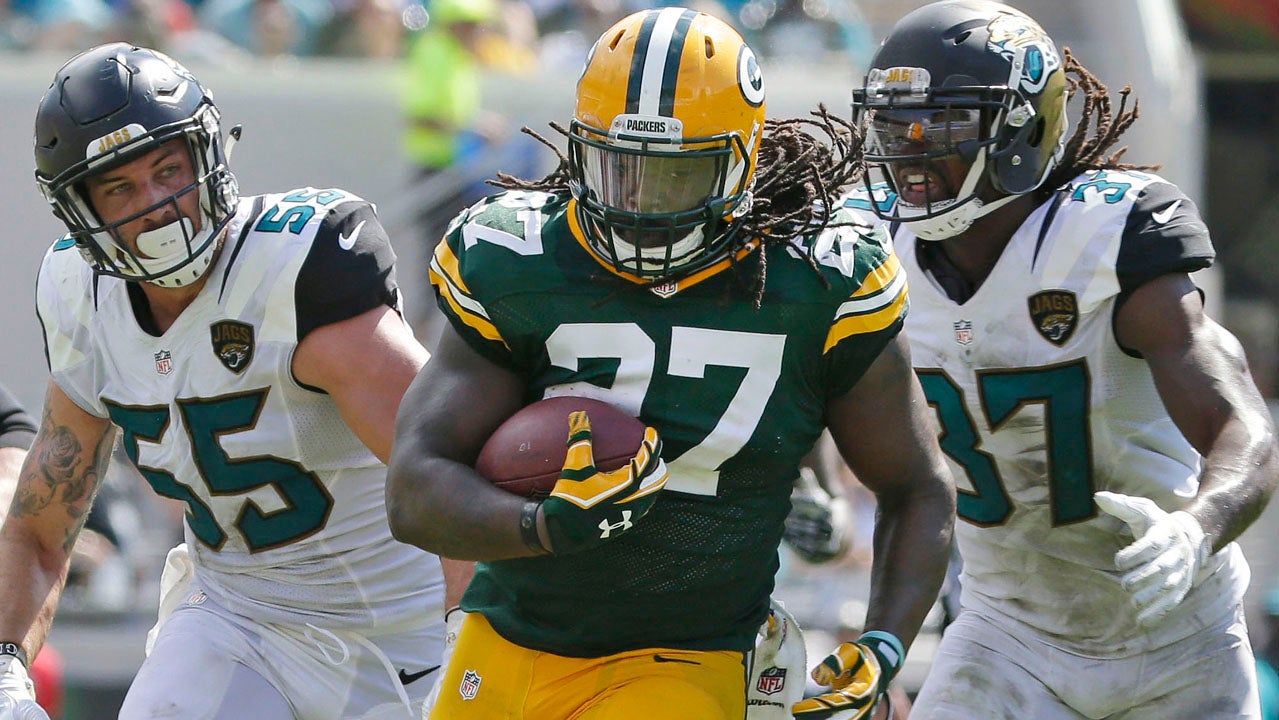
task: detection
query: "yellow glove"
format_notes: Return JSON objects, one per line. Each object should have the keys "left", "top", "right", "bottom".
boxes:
{"left": 540, "top": 411, "right": 667, "bottom": 553}
{"left": 793, "top": 632, "right": 903, "bottom": 720}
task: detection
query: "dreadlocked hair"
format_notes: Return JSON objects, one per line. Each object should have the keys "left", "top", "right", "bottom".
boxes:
{"left": 1038, "top": 47, "right": 1159, "bottom": 202}
{"left": 489, "top": 123, "right": 574, "bottom": 194}
{"left": 490, "top": 106, "right": 865, "bottom": 309}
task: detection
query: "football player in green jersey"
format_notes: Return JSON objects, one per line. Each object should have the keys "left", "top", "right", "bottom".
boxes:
{"left": 387, "top": 8, "right": 956, "bottom": 720}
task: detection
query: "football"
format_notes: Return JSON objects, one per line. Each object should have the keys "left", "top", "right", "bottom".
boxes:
{"left": 475, "top": 396, "right": 646, "bottom": 498}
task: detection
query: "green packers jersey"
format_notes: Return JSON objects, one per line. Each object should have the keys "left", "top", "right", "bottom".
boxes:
{"left": 431, "top": 190, "right": 907, "bottom": 656}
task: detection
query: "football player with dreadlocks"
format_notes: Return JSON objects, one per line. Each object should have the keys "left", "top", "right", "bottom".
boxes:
{"left": 0, "top": 43, "right": 473, "bottom": 719}
{"left": 834, "top": 1, "right": 1278, "bottom": 717}
{"left": 387, "top": 7, "right": 955, "bottom": 720}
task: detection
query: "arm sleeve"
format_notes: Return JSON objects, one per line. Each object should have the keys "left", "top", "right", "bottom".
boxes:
{"left": 0, "top": 384, "right": 36, "bottom": 451}
{"left": 1116, "top": 182, "right": 1215, "bottom": 296}
{"left": 294, "top": 201, "right": 401, "bottom": 341}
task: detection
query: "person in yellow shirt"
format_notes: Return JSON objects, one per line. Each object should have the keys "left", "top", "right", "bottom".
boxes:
{"left": 403, "top": 0, "right": 505, "bottom": 251}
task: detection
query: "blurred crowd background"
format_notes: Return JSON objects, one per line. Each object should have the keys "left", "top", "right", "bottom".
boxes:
{"left": 0, "top": 0, "right": 879, "bottom": 65}
{"left": 3, "top": 0, "right": 1279, "bottom": 717}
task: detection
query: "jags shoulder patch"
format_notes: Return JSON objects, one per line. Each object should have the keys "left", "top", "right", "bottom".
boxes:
{"left": 1028, "top": 289, "right": 1078, "bottom": 346}
{"left": 211, "top": 320, "right": 255, "bottom": 373}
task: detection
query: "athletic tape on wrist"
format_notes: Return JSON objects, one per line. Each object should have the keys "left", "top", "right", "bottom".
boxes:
{"left": 858, "top": 630, "right": 905, "bottom": 681}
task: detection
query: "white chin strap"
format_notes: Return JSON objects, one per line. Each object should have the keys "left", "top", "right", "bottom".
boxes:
{"left": 611, "top": 224, "right": 705, "bottom": 272}
{"left": 903, "top": 193, "right": 1019, "bottom": 241}
{"left": 131, "top": 217, "right": 218, "bottom": 287}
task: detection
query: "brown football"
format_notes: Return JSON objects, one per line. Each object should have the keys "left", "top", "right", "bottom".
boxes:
{"left": 475, "top": 396, "right": 646, "bottom": 498}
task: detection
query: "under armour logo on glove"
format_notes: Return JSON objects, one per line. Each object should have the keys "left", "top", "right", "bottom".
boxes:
{"left": 541, "top": 411, "right": 667, "bottom": 553}
{"left": 598, "top": 511, "right": 634, "bottom": 538}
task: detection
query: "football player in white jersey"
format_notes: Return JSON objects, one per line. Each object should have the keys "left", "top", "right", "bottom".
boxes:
{"left": 840, "top": 2, "right": 1278, "bottom": 718}
{"left": 0, "top": 44, "right": 471, "bottom": 720}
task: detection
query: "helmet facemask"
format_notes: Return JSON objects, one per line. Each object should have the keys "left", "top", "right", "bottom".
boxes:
{"left": 568, "top": 116, "right": 755, "bottom": 279}
{"left": 857, "top": 78, "right": 1029, "bottom": 241}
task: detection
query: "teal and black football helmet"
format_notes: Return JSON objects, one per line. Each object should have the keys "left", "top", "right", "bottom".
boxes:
{"left": 34, "top": 43, "right": 239, "bottom": 287}
{"left": 852, "top": 0, "right": 1068, "bottom": 240}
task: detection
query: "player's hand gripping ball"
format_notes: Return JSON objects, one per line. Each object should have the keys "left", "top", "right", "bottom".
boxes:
{"left": 476, "top": 396, "right": 667, "bottom": 553}
{"left": 475, "top": 396, "right": 648, "bottom": 498}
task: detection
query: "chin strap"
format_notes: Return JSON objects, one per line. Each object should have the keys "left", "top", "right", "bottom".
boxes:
{"left": 907, "top": 192, "right": 1020, "bottom": 241}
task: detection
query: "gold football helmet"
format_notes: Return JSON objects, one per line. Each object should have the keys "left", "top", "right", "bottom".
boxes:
{"left": 569, "top": 8, "right": 766, "bottom": 281}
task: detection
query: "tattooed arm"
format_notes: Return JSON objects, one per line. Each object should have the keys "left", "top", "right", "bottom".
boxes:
{"left": 0, "top": 381, "right": 115, "bottom": 659}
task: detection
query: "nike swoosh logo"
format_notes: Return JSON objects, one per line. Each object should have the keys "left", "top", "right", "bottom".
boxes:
{"left": 397, "top": 665, "right": 440, "bottom": 685}
{"left": 1151, "top": 200, "right": 1181, "bottom": 225}
{"left": 338, "top": 220, "right": 366, "bottom": 250}
{"left": 653, "top": 654, "right": 699, "bottom": 665}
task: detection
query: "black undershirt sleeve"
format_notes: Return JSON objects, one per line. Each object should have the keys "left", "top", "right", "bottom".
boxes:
{"left": 1115, "top": 181, "right": 1215, "bottom": 299}
{"left": 294, "top": 201, "right": 401, "bottom": 342}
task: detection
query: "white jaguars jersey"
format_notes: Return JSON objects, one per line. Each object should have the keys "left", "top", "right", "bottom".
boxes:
{"left": 37, "top": 187, "right": 444, "bottom": 631}
{"left": 842, "top": 171, "right": 1249, "bottom": 653}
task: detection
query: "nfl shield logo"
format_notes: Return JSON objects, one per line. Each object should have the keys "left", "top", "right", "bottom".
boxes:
{"left": 650, "top": 281, "right": 679, "bottom": 298}
{"left": 154, "top": 350, "right": 173, "bottom": 375}
{"left": 459, "top": 669, "right": 482, "bottom": 701}
{"left": 755, "top": 666, "right": 786, "bottom": 695}
{"left": 953, "top": 320, "right": 974, "bottom": 345}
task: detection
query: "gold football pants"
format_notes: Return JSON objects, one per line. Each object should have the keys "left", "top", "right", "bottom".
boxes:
{"left": 428, "top": 612, "right": 749, "bottom": 719}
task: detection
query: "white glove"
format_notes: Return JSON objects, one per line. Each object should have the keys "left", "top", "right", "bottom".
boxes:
{"left": 420, "top": 607, "right": 464, "bottom": 716}
{"left": 0, "top": 696, "right": 48, "bottom": 720}
{"left": 0, "top": 655, "right": 46, "bottom": 720}
{"left": 1094, "top": 491, "right": 1212, "bottom": 627}
{"left": 784, "top": 468, "right": 852, "bottom": 564}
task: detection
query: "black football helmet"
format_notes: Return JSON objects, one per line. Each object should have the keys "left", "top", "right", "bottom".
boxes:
{"left": 852, "top": 0, "right": 1068, "bottom": 240}
{"left": 34, "top": 43, "right": 239, "bottom": 287}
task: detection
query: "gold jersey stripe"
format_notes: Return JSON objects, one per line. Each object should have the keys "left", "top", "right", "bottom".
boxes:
{"left": 832, "top": 257, "right": 907, "bottom": 321}
{"left": 851, "top": 252, "right": 902, "bottom": 298}
{"left": 430, "top": 243, "right": 509, "bottom": 348}
{"left": 823, "top": 279, "right": 908, "bottom": 353}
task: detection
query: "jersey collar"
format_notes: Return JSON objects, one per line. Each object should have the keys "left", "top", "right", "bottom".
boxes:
{"left": 566, "top": 199, "right": 760, "bottom": 297}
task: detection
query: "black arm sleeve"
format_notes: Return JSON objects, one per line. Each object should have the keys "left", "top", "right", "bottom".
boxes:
{"left": 0, "top": 384, "right": 36, "bottom": 451}
{"left": 1116, "top": 182, "right": 1215, "bottom": 297}
{"left": 295, "top": 201, "right": 401, "bottom": 341}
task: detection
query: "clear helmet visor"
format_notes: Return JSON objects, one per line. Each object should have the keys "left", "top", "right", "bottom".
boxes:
{"left": 577, "top": 141, "right": 732, "bottom": 215}
{"left": 866, "top": 106, "right": 989, "bottom": 211}
{"left": 867, "top": 106, "right": 985, "bottom": 157}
